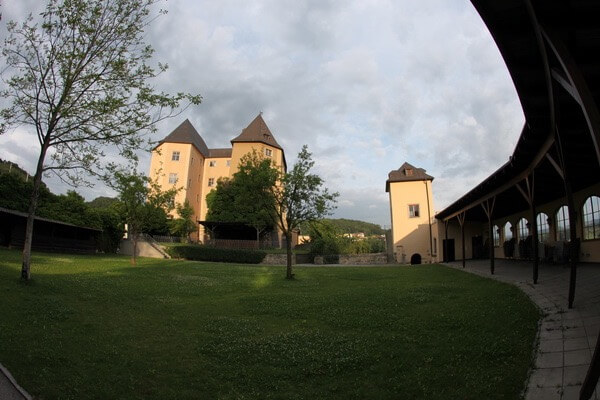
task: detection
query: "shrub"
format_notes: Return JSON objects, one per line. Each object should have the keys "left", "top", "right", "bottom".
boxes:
{"left": 165, "top": 245, "right": 267, "bottom": 264}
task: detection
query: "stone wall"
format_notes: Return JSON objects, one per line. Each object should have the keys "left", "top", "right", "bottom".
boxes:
{"left": 313, "top": 253, "right": 389, "bottom": 265}
{"left": 338, "top": 253, "right": 389, "bottom": 265}
{"left": 261, "top": 254, "right": 296, "bottom": 265}
{"left": 119, "top": 239, "right": 169, "bottom": 259}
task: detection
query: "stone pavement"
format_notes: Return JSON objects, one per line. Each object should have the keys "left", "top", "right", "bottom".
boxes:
{"left": 445, "top": 259, "right": 600, "bottom": 400}
{"left": 0, "top": 363, "right": 31, "bottom": 400}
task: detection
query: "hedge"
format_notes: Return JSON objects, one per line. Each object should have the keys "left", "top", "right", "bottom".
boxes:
{"left": 165, "top": 245, "right": 267, "bottom": 264}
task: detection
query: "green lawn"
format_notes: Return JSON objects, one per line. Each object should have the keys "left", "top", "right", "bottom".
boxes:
{"left": 0, "top": 248, "right": 540, "bottom": 400}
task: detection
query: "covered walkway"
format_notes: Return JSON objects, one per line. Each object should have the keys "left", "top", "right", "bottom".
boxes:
{"left": 445, "top": 260, "right": 600, "bottom": 399}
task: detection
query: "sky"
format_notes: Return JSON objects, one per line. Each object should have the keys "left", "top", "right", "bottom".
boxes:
{"left": 0, "top": 0, "right": 525, "bottom": 227}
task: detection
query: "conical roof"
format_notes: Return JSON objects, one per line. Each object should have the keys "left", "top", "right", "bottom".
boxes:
{"left": 385, "top": 162, "right": 434, "bottom": 192}
{"left": 158, "top": 119, "right": 209, "bottom": 157}
{"left": 231, "top": 114, "right": 283, "bottom": 150}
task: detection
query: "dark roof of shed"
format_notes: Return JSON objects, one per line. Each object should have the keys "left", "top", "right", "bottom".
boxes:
{"left": 0, "top": 207, "right": 102, "bottom": 231}
{"left": 385, "top": 162, "right": 433, "bottom": 192}
{"left": 436, "top": 0, "right": 600, "bottom": 221}
{"left": 231, "top": 114, "right": 283, "bottom": 150}
{"left": 157, "top": 119, "right": 210, "bottom": 157}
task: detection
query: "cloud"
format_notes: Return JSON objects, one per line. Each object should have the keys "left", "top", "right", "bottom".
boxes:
{"left": 0, "top": 0, "right": 525, "bottom": 226}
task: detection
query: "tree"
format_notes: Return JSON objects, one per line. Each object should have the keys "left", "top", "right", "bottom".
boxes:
{"left": 206, "top": 151, "right": 278, "bottom": 246}
{"left": 271, "top": 145, "right": 338, "bottom": 279}
{"left": 0, "top": 0, "right": 201, "bottom": 280}
{"left": 169, "top": 200, "right": 197, "bottom": 242}
{"left": 112, "top": 171, "right": 177, "bottom": 266}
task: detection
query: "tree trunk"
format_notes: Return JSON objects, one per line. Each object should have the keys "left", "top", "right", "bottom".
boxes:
{"left": 285, "top": 231, "right": 293, "bottom": 279}
{"left": 131, "top": 232, "right": 138, "bottom": 266}
{"left": 21, "top": 141, "right": 50, "bottom": 281}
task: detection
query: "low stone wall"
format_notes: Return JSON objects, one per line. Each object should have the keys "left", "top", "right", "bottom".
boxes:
{"left": 261, "top": 254, "right": 296, "bottom": 265}
{"left": 119, "top": 239, "right": 169, "bottom": 259}
{"left": 338, "top": 253, "right": 388, "bottom": 265}
{"left": 313, "top": 253, "right": 389, "bottom": 265}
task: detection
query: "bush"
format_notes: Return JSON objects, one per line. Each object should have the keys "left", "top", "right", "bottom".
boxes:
{"left": 165, "top": 245, "right": 267, "bottom": 264}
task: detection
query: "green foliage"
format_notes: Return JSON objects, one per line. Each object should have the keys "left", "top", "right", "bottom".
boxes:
{"left": 0, "top": 159, "right": 32, "bottom": 181}
{"left": 206, "top": 151, "right": 277, "bottom": 236}
{"left": 0, "top": 248, "right": 540, "bottom": 400}
{"left": 87, "top": 196, "right": 118, "bottom": 209}
{"left": 271, "top": 145, "right": 339, "bottom": 278}
{"left": 307, "top": 220, "right": 346, "bottom": 255}
{"left": 0, "top": 171, "right": 49, "bottom": 213}
{"left": 165, "top": 245, "right": 266, "bottom": 264}
{"left": 111, "top": 170, "right": 178, "bottom": 241}
{"left": 303, "top": 218, "right": 385, "bottom": 236}
{"left": 169, "top": 200, "right": 197, "bottom": 241}
{"left": 89, "top": 207, "right": 123, "bottom": 253}
{"left": 307, "top": 220, "right": 386, "bottom": 255}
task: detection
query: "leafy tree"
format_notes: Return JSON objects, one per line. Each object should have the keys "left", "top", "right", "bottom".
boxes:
{"left": 206, "top": 151, "right": 278, "bottom": 245}
{"left": 89, "top": 206, "right": 123, "bottom": 253}
{"left": 306, "top": 220, "right": 346, "bottom": 256}
{"left": 169, "top": 200, "right": 197, "bottom": 242}
{"left": 111, "top": 171, "right": 177, "bottom": 265}
{"left": 0, "top": 0, "right": 201, "bottom": 280}
{"left": 270, "top": 145, "right": 338, "bottom": 279}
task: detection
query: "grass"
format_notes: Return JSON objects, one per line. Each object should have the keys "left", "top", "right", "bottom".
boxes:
{"left": 0, "top": 248, "right": 540, "bottom": 399}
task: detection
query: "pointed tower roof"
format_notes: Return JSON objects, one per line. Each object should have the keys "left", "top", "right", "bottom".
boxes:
{"left": 385, "top": 162, "right": 434, "bottom": 192}
{"left": 230, "top": 114, "right": 283, "bottom": 150}
{"left": 157, "top": 119, "right": 210, "bottom": 157}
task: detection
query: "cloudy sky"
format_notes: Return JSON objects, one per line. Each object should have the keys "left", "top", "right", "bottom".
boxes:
{"left": 0, "top": 0, "right": 524, "bottom": 227}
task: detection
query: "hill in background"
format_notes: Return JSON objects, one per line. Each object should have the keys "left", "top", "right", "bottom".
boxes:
{"left": 303, "top": 218, "right": 385, "bottom": 236}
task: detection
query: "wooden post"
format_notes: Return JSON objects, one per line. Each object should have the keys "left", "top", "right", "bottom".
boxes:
{"left": 516, "top": 175, "right": 539, "bottom": 284}
{"left": 444, "top": 220, "right": 449, "bottom": 262}
{"left": 481, "top": 197, "right": 496, "bottom": 275}
{"left": 457, "top": 212, "right": 466, "bottom": 268}
{"left": 531, "top": 199, "right": 539, "bottom": 284}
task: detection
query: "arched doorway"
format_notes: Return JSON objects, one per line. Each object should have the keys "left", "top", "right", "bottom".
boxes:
{"left": 410, "top": 253, "right": 422, "bottom": 265}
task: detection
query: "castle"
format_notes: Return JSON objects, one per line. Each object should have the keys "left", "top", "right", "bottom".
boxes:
{"left": 149, "top": 114, "right": 286, "bottom": 242}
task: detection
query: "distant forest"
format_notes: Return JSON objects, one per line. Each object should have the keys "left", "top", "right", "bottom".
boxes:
{"left": 302, "top": 218, "right": 385, "bottom": 236}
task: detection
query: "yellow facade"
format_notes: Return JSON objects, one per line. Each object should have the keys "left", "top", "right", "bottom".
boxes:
{"left": 149, "top": 114, "right": 285, "bottom": 242}
{"left": 386, "top": 163, "right": 436, "bottom": 264}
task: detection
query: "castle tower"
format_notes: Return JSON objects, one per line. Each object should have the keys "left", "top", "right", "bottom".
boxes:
{"left": 386, "top": 162, "right": 435, "bottom": 264}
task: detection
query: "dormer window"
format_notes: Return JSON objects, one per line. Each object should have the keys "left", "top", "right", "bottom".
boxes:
{"left": 405, "top": 168, "right": 413, "bottom": 176}
{"left": 263, "top": 133, "right": 271, "bottom": 140}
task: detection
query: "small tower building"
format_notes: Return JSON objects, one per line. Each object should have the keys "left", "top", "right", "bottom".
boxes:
{"left": 386, "top": 162, "right": 435, "bottom": 264}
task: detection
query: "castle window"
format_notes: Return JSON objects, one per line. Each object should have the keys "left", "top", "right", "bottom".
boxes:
{"left": 172, "top": 151, "right": 180, "bottom": 161}
{"left": 226, "top": 160, "right": 231, "bottom": 167}
{"left": 405, "top": 168, "right": 413, "bottom": 176}
{"left": 208, "top": 178, "right": 215, "bottom": 187}
{"left": 265, "top": 148, "right": 272, "bottom": 157}
{"left": 408, "top": 204, "right": 420, "bottom": 218}
{"left": 209, "top": 160, "right": 216, "bottom": 167}
{"left": 168, "top": 173, "right": 177, "bottom": 184}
